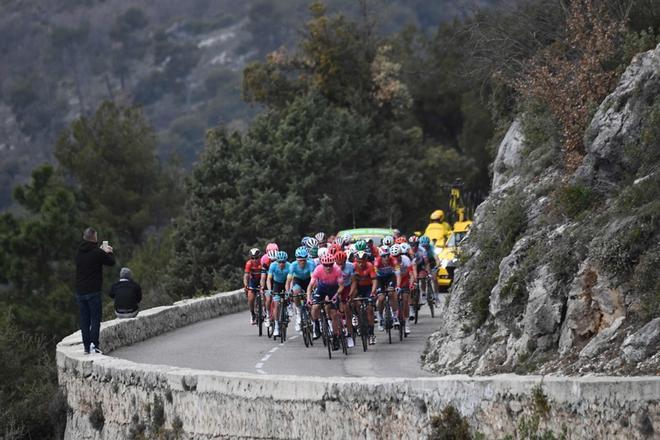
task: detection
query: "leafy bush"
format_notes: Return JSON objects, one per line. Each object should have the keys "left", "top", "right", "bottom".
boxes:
{"left": 515, "top": 0, "right": 624, "bottom": 171}
{"left": 632, "top": 243, "right": 660, "bottom": 321}
{"left": 429, "top": 405, "right": 472, "bottom": 440}
{"left": 554, "top": 184, "right": 596, "bottom": 219}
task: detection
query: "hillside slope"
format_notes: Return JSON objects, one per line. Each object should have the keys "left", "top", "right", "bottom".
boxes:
{"left": 422, "top": 43, "right": 660, "bottom": 376}
{"left": 0, "top": 0, "right": 497, "bottom": 209}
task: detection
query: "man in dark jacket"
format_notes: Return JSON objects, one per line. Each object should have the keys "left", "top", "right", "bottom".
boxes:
{"left": 75, "top": 227, "right": 115, "bottom": 354}
{"left": 109, "top": 267, "right": 142, "bottom": 318}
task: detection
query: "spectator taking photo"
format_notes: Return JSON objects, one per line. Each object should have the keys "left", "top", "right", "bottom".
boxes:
{"left": 75, "top": 227, "right": 115, "bottom": 354}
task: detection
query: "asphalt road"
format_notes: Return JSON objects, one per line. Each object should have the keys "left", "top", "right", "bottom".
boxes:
{"left": 111, "top": 299, "right": 444, "bottom": 378}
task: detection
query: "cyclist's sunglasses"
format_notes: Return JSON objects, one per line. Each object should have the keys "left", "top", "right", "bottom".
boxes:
{"left": 250, "top": 255, "right": 259, "bottom": 259}
{"left": 296, "top": 257, "right": 306, "bottom": 262}
{"left": 322, "top": 263, "right": 334, "bottom": 267}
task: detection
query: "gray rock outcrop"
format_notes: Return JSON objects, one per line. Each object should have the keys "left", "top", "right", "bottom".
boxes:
{"left": 423, "top": 43, "right": 660, "bottom": 376}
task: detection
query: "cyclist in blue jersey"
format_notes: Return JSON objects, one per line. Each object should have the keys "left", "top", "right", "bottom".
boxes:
{"left": 286, "top": 246, "right": 316, "bottom": 332}
{"left": 267, "top": 251, "right": 290, "bottom": 337}
{"left": 419, "top": 235, "right": 439, "bottom": 296}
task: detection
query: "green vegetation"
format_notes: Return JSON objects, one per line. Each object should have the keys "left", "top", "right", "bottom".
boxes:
{"left": 554, "top": 184, "right": 596, "bottom": 220}
{"left": 464, "top": 193, "right": 528, "bottom": 327}
{"left": 429, "top": 405, "right": 472, "bottom": 440}
{"left": 1, "top": 0, "right": 659, "bottom": 437}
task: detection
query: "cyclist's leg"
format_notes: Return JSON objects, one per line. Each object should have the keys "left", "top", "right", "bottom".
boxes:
{"left": 264, "top": 290, "right": 273, "bottom": 321}
{"left": 247, "top": 280, "right": 257, "bottom": 316}
{"left": 401, "top": 288, "right": 410, "bottom": 320}
{"left": 327, "top": 287, "right": 340, "bottom": 336}
{"left": 388, "top": 277, "right": 398, "bottom": 316}
{"left": 376, "top": 277, "right": 386, "bottom": 323}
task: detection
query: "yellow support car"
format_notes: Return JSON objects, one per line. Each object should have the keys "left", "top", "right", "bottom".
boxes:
{"left": 436, "top": 220, "right": 472, "bottom": 292}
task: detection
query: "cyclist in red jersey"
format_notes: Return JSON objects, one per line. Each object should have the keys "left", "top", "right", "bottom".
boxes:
{"left": 243, "top": 248, "right": 262, "bottom": 325}
{"left": 351, "top": 250, "right": 378, "bottom": 344}
{"left": 261, "top": 244, "right": 279, "bottom": 325}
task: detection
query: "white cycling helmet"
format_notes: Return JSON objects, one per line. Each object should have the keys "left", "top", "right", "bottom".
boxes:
{"left": 315, "top": 232, "right": 326, "bottom": 242}
{"left": 390, "top": 244, "right": 401, "bottom": 256}
{"left": 400, "top": 243, "right": 411, "bottom": 254}
{"left": 318, "top": 246, "right": 329, "bottom": 257}
{"left": 379, "top": 245, "right": 390, "bottom": 256}
{"left": 382, "top": 235, "right": 394, "bottom": 246}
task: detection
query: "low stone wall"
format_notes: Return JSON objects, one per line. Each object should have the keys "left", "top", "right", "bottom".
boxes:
{"left": 57, "top": 290, "right": 659, "bottom": 439}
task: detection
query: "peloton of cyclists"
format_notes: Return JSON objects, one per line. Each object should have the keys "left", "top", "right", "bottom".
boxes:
{"left": 244, "top": 231, "right": 440, "bottom": 350}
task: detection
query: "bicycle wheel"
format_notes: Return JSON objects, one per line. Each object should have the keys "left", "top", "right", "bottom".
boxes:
{"left": 428, "top": 281, "right": 435, "bottom": 318}
{"left": 341, "top": 330, "right": 348, "bottom": 355}
{"left": 322, "top": 317, "right": 332, "bottom": 359}
{"left": 398, "top": 306, "right": 404, "bottom": 342}
{"left": 385, "top": 307, "right": 392, "bottom": 345}
{"left": 303, "top": 325, "right": 310, "bottom": 347}
{"left": 280, "top": 303, "right": 288, "bottom": 342}
{"left": 256, "top": 294, "right": 263, "bottom": 337}
{"left": 360, "top": 307, "right": 368, "bottom": 352}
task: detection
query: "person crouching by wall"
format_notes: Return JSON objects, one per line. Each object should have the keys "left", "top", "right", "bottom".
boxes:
{"left": 109, "top": 267, "right": 142, "bottom": 319}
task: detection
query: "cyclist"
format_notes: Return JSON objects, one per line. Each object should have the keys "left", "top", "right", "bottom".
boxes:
{"left": 307, "top": 253, "right": 344, "bottom": 350}
{"left": 410, "top": 235, "right": 430, "bottom": 303}
{"left": 335, "top": 251, "right": 355, "bottom": 348}
{"left": 366, "top": 238, "right": 379, "bottom": 261}
{"left": 337, "top": 234, "right": 351, "bottom": 250}
{"left": 374, "top": 245, "right": 402, "bottom": 331}
{"left": 315, "top": 232, "right": 327, "bottom": 248}
{"left": 420, "top": 235, "right": 439, "bottom": 298}
{"left": 382, "top": 235, "right": 394, "bottom": 247}
{"left": 309, "top": 246, "right": 320, "bottom": 266}
{"left": 267, "top": 250, "right": 291, "bottom": 338}
{"left": 243, "top": 248, "right": 262, "bottom": 325}
{"left": 261, "top": 244, "right": 279, "bottom": 323}
{"left": 350, "top": 250, "right": 378, "bottom": 344}
{"left": 400, "top": 242, "right": 419, "bottom": 321}
{"left": 286, "top": 246, "right": 315, "bottom": 332}
{"left": 390, "top": 244, "right": 412, "bottom": 335}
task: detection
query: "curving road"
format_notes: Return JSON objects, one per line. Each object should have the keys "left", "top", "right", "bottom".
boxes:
{"left": 111, "top": 299, "right": 445, "bottom": 378}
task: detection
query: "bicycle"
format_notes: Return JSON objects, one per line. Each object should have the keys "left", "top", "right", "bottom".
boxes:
{"left": 410, "top": 285, "right": 420, "bottom": 325}
{"left": 352, "top": 297, "right": 372, "bottom": 352}
{"left": 397, "top": 289, "right": 405, "bottom": 342}
{"left": 381, "top": 285, "right": 394, "bottom": 345}
{"left": 337, "top": 301, "right": 349, "bottom": 356}
{"left": 417, "top": 275, "right": 436, "bottom": 318}
{"left": 273, "top": 291, "right": 290, "bottom": 343}
{"left": 293, "top": 293, "right": 313, "bottom": 348}
{"left": 319, "top": 300, "right": 334, "bottom": 360}
{"left": 253, "top": 288, "right": 265, "bottom": 336}
{"left": 426, "top": 274, "right": 437, "bottom": 318}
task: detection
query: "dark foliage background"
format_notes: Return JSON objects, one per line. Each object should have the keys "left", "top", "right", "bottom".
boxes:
{"left": 0, "top": 0, "right": 658, "bottom": 437}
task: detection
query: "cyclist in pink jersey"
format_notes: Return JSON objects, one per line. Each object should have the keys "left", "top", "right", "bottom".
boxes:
{"left": 306, "top": 254, "right": 344, "bottom": 349}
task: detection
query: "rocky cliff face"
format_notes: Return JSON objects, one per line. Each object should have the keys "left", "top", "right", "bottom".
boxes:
{"left": 422, "top": 44, "right": 660, "bottom": 376}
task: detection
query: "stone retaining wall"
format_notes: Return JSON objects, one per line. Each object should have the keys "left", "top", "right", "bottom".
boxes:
{"left": 57, "top": 290, "right": 659, "bottom": 439}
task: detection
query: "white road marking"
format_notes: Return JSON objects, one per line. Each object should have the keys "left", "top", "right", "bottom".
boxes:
{"left": 260, "top": 354, "right": 271, "bottom": 362}
{"left": 256, "top": 369, "right": 266, "bottom": 375}
{"left": 290, "top": 335, "right": 298, "bottom": 340}
{"left": 268, "top": 347, "right": 279, "bottom": 353}
{"left": 255, "top": 362, "right": 263, "bottom": 369}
